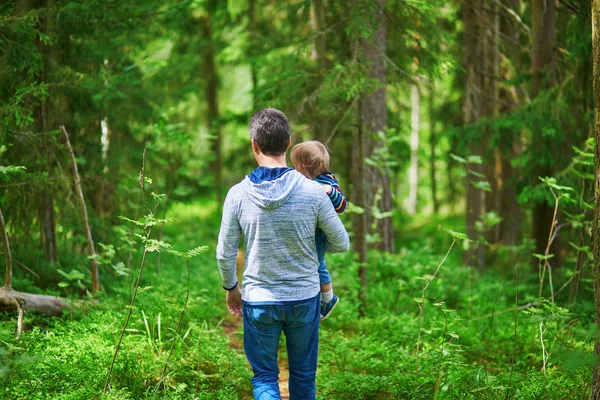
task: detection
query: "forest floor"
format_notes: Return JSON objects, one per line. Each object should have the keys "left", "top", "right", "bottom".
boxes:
{"left": 0, "top": 199, "right": 595, "bottom": 399}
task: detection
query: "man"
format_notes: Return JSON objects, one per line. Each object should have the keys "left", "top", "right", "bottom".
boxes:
{"left": 216, "top": 108, "right": 350, "bottom": 399}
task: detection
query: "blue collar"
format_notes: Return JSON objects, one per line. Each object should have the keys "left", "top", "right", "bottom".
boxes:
{"left": 248, "top": 166, "right": 293, "bottom": 184}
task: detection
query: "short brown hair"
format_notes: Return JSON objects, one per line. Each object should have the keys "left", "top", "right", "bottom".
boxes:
{"left": 291, "top": 141, "right": 330, "bottom": 179}
{"left": 249, "top": 108, "right": 290, "bottom": 156}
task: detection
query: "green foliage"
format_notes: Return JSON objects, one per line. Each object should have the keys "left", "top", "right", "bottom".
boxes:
{"left": 0, "top": 0, "right": 595, "bottom": 398}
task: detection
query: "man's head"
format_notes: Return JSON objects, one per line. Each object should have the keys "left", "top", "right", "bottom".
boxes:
{"left": 291, "top": 141, "right": 330, "bottom": 179}
{"left": 249, "top": 108, "right": 291, "bottom": 156}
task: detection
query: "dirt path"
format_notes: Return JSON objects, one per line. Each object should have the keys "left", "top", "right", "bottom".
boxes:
{"left": 222, "top": 316, "right": 290, "bottom": 399}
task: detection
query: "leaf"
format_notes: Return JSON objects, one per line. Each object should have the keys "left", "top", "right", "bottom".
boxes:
{"left": 466, "top": 155, "right": 483, "bottom": 164}
{"left": 119, "top": 216, "right": 146, "bottom": 227}
{"left": 470, "top": 180, "right": 492, "bottom": 192}
{"left": 58, "top": 282, "right": 70, "bottom": 288}
{"left": 186, "top": 246, "right": 209, "bottom": 258}
{"left": 467, "top": 169, "right": 486, "bottom": 179}
{"left": 445, "top": 229, "right": 473, "bottom": 243}
{"left": 0, "top": 166, "right": 26, "bottom": 176}
{"left": 532, "top": 253, "right": 554, "bottom": 261}
{"left": 539, "top": 177, "right": 574, "bottom": 193}
{"left": 449, "top": 154, "right": 467, "bottom": 164}
{"left": 112, "top": 262, "right": 129, "bottom": 277}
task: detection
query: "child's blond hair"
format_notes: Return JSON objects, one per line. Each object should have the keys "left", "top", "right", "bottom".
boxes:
{"left": 291, "top": 141, "right": 330, "bottom": 179}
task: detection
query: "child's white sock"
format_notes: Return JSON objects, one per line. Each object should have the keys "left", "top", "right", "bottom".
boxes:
{"left": 321, "top": 290, "right": 333, "bottom": 303}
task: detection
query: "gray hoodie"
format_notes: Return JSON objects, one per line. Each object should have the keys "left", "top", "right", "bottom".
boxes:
{"left": 216, "top": 169, "right": 350, "bottom": 303}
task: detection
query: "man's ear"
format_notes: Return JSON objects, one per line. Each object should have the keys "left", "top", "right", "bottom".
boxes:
{"left": 286, "top": 137, "right": 291, "bottom": 150}
{"left": 251, "top": 139, "right": 260, "bottom": 155}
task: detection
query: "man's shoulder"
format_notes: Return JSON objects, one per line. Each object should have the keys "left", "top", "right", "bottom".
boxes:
{"left": 295, "top": 174, "right": 324, "bottom": 193}
{"left": 293, "top": 175, "right": 329, "bottom": 204}
{"left": 225, "top": 178, "right": 248, "bottom": 200}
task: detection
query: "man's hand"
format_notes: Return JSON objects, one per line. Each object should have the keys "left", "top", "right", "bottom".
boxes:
{"left": 226, "top": 285, "right": 243, "bottom": 317}
{"left": 323, "top": 184, "right": 332, "bottom": 195}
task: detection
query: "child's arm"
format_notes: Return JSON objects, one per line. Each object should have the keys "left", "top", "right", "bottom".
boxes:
{"left": 314, "top": 173, "right": 347, "bottom": 213}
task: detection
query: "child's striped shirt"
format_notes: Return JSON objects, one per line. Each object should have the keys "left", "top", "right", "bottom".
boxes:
{"left": 314, "top": 172, "right": 347, "bottom": 213}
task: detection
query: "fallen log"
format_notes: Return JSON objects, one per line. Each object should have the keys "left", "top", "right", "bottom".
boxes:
{"left": 0, "top": 287, "right": 69, "bottom": 316}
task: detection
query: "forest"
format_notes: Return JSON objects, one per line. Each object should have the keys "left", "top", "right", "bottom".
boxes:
{"left": 1, "top": 0, "right": 600, "bottom": 398}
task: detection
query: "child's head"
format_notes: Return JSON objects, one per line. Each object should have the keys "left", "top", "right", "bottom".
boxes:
{"left": 291, "top": 141, "right": 330, "bottom": 179}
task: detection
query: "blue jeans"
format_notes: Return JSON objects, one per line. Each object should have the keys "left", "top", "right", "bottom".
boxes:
{"left": 242, "top": 294, "right": 320, "bottom": 400}
{"left": 315, "top": 229, "right": 331, "bottom": 285}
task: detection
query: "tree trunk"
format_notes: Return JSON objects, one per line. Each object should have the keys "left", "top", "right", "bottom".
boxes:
{"left": 498, "top": 0, "right": 523, "bottom": 246}
{"left": 202, "top": 16, "right": 223, "bottom": 206}
{"left": 483, "top": 0, "right": 501, "bottom": 243}
{"left": 359, "top": 0, "right": 394, "bottom": 252}
{"left": 61, "top": 126, "right": 100, "bottom": 293}
{"left": 352, "top": 98, "right": 368, "bottom": 316}
{"left": 531, "top": 0, "right": 558, "bottom": 263}
{"left": 37, "top": 42, "right": 57, "bottom": 264}
{"left": 97, "top": 117, "right": 111, "bottom": 218}
{"left": 591, "top": 0, "right": 600, "bottom": 397}
{"left": 429, "top": 79, "right": 439, "bottom": 214}
{"left": 407, "top": 84, "right": 419, "bottom": 216}
{"left": 463, "top": 0, "right": 485, "bottom": 267}
{"left": 312, "top": 0, "right": 331, "bottom": 143}
{"left": 249, "top": 0, "right": 259, "bottom": 111}
{"left": 1, "top": 207, "right": 12, "bottom": 290}
{"left": 0, "top": 288, "right": 68, "bottom": 316}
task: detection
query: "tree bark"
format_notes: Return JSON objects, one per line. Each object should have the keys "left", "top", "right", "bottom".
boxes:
{"left": 40, "top": 0, "right": 58, "bottom": 264}
{"left": 0, "top": 288, "right": 69, "bottom": 316}
{"left": 429, "top": 79, "right": 439, "bottom": 214}
{"left": 591, "top": 0, "right": 600, "bottom": 397}
{"left": 37, "top": 52, "right": 57, "bottom": 264}
{"left": 483, "top": 0, "right": 501, "bottom": 243}
{"left": 312, "top": 0, "right": 331, "bottom": 143}
{"left": 498, "top": 0, "right": 523, "bottom": 246}
{"left": 531, "top": 0, "right": 558, "bottom": 263}
{"left": 359, "top": 0, "right": 394, "bottom": 252}
{"left": 61, "top": 126, "right": 100, "bottom": 293}
{"left": 249, "top": 0, "right": 258, "bottom": 111}
{"left": 352, "top": 98, "right": 368, "bottom": 316}
{"left": 463, "top": 0, "right": 485, "bottom": 267}
{"left": 407, "top": 84, "right": 420, "bottom": 216}
{"left": 1, "top": 207, "right": 12, "bottom": 290}
{"left": 202, "top": 16, "right": 223, "bottom": 206}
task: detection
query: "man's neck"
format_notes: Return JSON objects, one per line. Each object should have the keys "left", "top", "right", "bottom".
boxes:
{"left": 256, "top": 154, "right": 288, "bottom": 168}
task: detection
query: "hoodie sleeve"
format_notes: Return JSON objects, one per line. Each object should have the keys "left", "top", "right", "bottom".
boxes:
{"left": 216, "top": 188, "right": 241, "bottom": 290}
{"left": 316, "top": 192, "right": 350, "bottom": 253}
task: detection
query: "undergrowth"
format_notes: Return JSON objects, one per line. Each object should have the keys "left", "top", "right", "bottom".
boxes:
{"left": 0, "top": 200, "right": 595, "bottom": 399}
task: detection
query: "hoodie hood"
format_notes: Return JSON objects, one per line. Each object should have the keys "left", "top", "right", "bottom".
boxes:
{"left": 243, "top": 167, "right": 305, "bottom": 210}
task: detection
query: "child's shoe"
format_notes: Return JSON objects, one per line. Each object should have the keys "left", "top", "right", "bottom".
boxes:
{"left": 320, "top": 295, "right": 339, "bottom": 320}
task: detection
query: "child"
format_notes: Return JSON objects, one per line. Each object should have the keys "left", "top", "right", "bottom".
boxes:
{"left": 291, "top": 141, "right": 347, "bottom": 319}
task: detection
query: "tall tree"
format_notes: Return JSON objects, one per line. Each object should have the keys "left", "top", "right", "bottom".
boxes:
{"left": 591, "top": 0, "right": 600, "bottom": 397}
{"left": 202, "top": 14, "right": 223, "bottom": 206}
{"left": 531, "top": 0, "right": 557, "bottom": 260}
{"left": 407, "top": 83, "right": 420, "bottom": 216}
{"left": 312, "top": 0, "right": 331, "bottom": 143}
{"left": 483, "top": 0, "right": 501, "bottom": 243}
{"left": 38, "top": 0, "right": 58, "bottom": 264}
{"left": 429, "top": 79, "right": 439, "bottom": 214}
{"left": 463, "top": 0, "right": 485, "bottom": 267}
{"left": 359, "top": 0, "right": 394, "bottom": 252}
{"left": 498, "top": 0, "right": 524, "bottom": 246}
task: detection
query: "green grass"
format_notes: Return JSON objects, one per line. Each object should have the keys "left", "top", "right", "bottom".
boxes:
{"left": 0, "top": 199, "right": 594, "bottom": 399}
